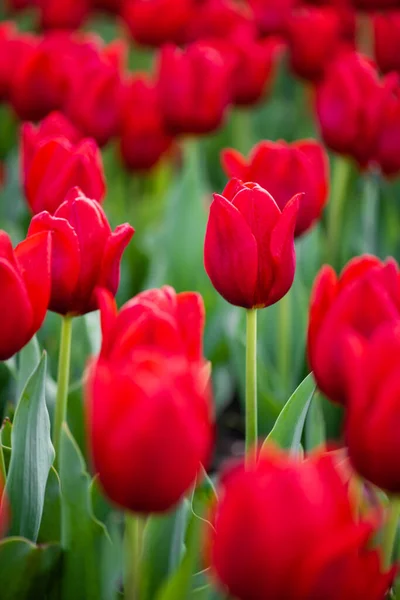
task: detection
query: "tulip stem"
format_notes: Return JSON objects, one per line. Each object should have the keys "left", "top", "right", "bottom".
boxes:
{"left": 362, "top": 169, "right": 379, "bottom": 255}
{"left": 382, "top": 497, "right": 400, "bottom": 569}
{"left": 278, "top": 292, "right": 291, "bottom": 396}
{"left": 326, "top": 155, "right": 352, "bottom": 269}
{"left": 124, "top": 513, "right": 145, "bottom": 600}
{"left": 53, "top": 315, "right": 73, "bottom": 466}
{"left": 245, "top": 309, "right": 258, "bottom": 466}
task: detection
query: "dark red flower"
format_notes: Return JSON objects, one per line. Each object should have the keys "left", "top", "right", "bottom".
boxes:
{"left": 221, "top": 140, "right": 328, "bottom": 236}
{"left": 308, "top": 256, "right": 400, "bottom": 405}
{"left": 0, "top": 229, "right": 51, "bottom": 360}
{"left": 27, "top": 187, "right": 134, "bottom": 315}
{"left": 351, "top": 0, "right": 400, "bottom": 10}
{"left": 249, "top": 0, "right": 296, "bottom": 37}
{"left": 374, "top": 12, "right": 400, "bottom": 74}
{"left": 0, "top": 27, "right": 37, "bottom": 103}
{"left": 35, "top": 0, "right": 90, "bottom": 30}
{"left": 204, "top": 179, "right": 299, "bottom": 308}
{"left": 92, "top": 0, "right": 124, "bottom": 13}
{"left": 119, "top": 74, "right": 174, "bottom": 171}
{"left": 184, "top": 0, "right": 253, "bottom": 43}
{"left": 158, "top": 42, "right": 231, "bottom": 135}
{"left": 374, "top": 75, "right": 400, "bottom": 177}
{"left": 210, "top": 446, "right": 394, "bottom": 600}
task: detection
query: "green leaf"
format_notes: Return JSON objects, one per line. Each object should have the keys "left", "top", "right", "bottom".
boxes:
{"left": 59, "top": 424, "right": 110, "bottom": 600}
{"left": 0, "top": 537, "right": 61, "bottom": 600}
{"left": 305, "top": 391, "right": 326, "bottom": 451}
{"left": 6, "top": 352, "right": 55, "bottom": 542}
{"left": 140, "top": 500, "right": 190, "bottom": 600}
{"left": 262, "top": 372, "right": 316, "bottom": 453}
{"left": 16, "top": 335, "right": 40, "bottom": 402}
{"left": 37, "top": 467, "right": 61, "bottom": 544}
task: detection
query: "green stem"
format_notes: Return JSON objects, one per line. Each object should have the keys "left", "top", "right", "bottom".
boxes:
{"left": 278, "top": 292, "right": 291, "bottom": 396}
{"left": 362, "top": 170, "right": 379, "bottom": 255}
{"left": 382, "top": 498, "right": 400, "bottom": 570}
{"left": 326, "top": 155, "right": 352, "bottom": 269}
{"left": 232, "top": 108, "right": 253, "bottom": 155}
{"left": 245, "top": 309, "right": 258, "bottom": 466}
{"left": 124, "top": 513, "right": 145, "bottom": 600}
{"left": 53, "top": 315, "right": 73, "bottom": 464}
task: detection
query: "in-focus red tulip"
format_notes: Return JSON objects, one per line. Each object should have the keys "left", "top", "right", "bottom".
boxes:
{"left": 0, "top": 229, "right": 51, "bottom": 360}
{"left": 222, "top": 140, "right": 328, "bottom": 236}
{"left": 249, "top": 0, "right": 296, "bottom": 37}
{"left": 119, "top": 75, "right": 174, "bottom": 171}
{"left": 209, "top": 445, "right": 394, "bottom": 600}
{"left": 158, "top": 42, "right": 231, "bottom": 135}
{"left": 65, "top": 41, "right": 127, "bottom": 147}
{"left": 35, "top": 0, "right": 90, "bottom": 30}
{"left": 345, "top": 324, "right": 400, "bottom": 493}
{"left": 374, "top": 13, "right": 400, "bottom": 74}
{"left": 23, "top": 135, "right": 106, "bottom": 215}
{"left": 316, "top": 52, "right": 389, "bottom": 167}
{"left": 308, "top": 256, "right": 400, "bottom": 405}
{"left": 204, "top": 179, "right": 299, "bottom": 308}
{"left": 122, "top": 0, "right": 194, "bottom": 47}
{"left": 86, "top": 286, "right": 213, "bottom": 513}
{"left": 285, "top": 7, "right": 347, "bottom": 82}
{"left": 27, "top": 187, "right": 134, "bottom": 315}
{"left": 0, "top": 28, "right": 37, "bottom": 103}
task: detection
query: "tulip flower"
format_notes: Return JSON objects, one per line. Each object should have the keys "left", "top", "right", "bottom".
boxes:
{"left": 122, "top": 0, "right": 194, "bottom": 47}
{"left": 0, "top": 229, "right": 51, "bottom": 361}
{"left": 157, "top": 42, "right": 231, "bottom": 135}
{"left": 27, "top": 187, "right": 134, "bottom": 316}
{"left": 221, "top": 140, "right": 329, "bottom": 236}
{"left": 36, "top": 0, "right": 90, "bottom": 30}
{"left": 204, "top": 180, "right": 299, "bottom": 309}
{"left": 0, "top": 28, "right": 37, "bottom": 103}
{"left": 249, "top": 0, "right": 296, "bottom": 37}
{"left": 345, "top": 324, "right": 400, "bottom": 493}
{"left": 22, "top": 135, "right": 106, "bottom": 215}
{"left": 86, "top": 287, "right": 213, "bottom": 513}
{"left": 209, "top": 445, "right": 395, "bottom": 600}
{"left": 184, "top": 0, "right": 253, "bottom": 43}
{"left": 374, "top": 76, "right": 400, "bottom": 177}
{"left": 92, "top": 0, "right": 124, "bottom": 14}
{"left": 351, "top": 0, "right": 400, "bottom": 9}
{"left": 374, "top": 13, "right": 400, "bottom": 75}
{"left": 119, "top": 75, "right": 174, "bottom": 171}
{"left": 308, "top": 256, "right": 400, "bottom": 405}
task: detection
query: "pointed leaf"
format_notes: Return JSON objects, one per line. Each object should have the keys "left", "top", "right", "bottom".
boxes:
{"left": 6, "top": 353, "right": 55, "bottom": 541}
{"left": 37, "top": 467, "right": 61, "bottom": 544}
{"left": 16, "top": 335, "right": 40, "bottom": 401}
{"left": 305, "top": 391, "right": 326, "bottom": 451}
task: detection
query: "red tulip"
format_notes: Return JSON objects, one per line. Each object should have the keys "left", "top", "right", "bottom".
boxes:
{"left": 345, "top": 324, "right": 400, "bottom": 493}
{"left": 0, "top": 229, "right": 51, "bottom": 361}
{"left": 119, "top": 75, "right": 174, "bottom": 171}
{"left": 65, "top": 41, "right": 127, "bottom": 147}
{"left": 184, "top": 0, "right": 253, "bottom": 43}
{"left": 374, "top": 13, "right": 400, "bottom": 74}
{"left": 158, "top": 42, "right": 231, "bottom": 135}
{"left": 122, "top": 0, "right": 194, "bottom": 47}
{"left": 351, "top": 0, "right": 400, "bottom": 9}
{"left": 204, "top": 179, "right": 299, "bottom": 308}
{"left": 374, "top": 75, "right": 400, "bottom": 177}
{"left": 35, "top": 0, "right": 90, "bottom": 30}
{"left": 316, "top": 52, "right": 389, "bottom": 167}
{"left": 209, "top": 446, "right": 394, "bottom": 600}
{"left": 249, "top": 0, "right": 296, "bottom": 36}
{"left": 27, "top": 187, "right": 134, "bottom": 316}
{"left": 0, "top": 28, "right": 37, "bottom": 103}
{"left": 308, "top": 256, "right": 400, "bottom": 405}
{"left": 285, "top": 7, "right": 347, "bottom": 82}
{"left": 92, "top": 0, "right": 124, "bottom": 14}
{"left": 97, "top": 285, "right": 206, "bottom": 366}
{"left": 23, "top": 135, "right": 106, "bottom": 215}
{"left": 221, "top": 140, "right": 328, "bottom": 236}
{"left": 86, "top": 286, "right": 213, "bottom": 513}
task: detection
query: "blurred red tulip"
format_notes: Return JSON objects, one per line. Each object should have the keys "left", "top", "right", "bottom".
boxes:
{"left": 0, "top": 230, "right": 51, "bottom": 360}
{"left": 308, "top": 256, "right": 400, "bottom": 405}
{"left": 204, "top": 179, "right": 299, "bottom": 308}
{"left": 345, "top": 324, "right": 400, "bottom": 493}
{"left": 351, "top": 0, "right": 400, "bottom": 9}
{"left": 5, "top": 0, "right": 35, "bottom": 11}
{"left": 119, "top": 74, "right": 174, "bottom": 171}
{"left": 27, "top": 187, "right": 134, "bottom": 316}
{"left": 210, "top": 446, "right": 394, "bottom": 600}
{"left": 184, "top": 0, "right": 253, "bottom": 43}
{"left": 222, "top": 140, "right": 328, "bottom": 236}
{"left": 122, "top": 0, "right": 194, "bottom": 47}
{"left": 374, "top": 12, "right": 400, "bottom": 75}
{"left": 36, "top": 0, "right": 90, "bottom": 30}
{"left": 158, "top": 42, "right": 231, "bottom": 135}
{"left": 249, "top": 0, "right": 296, "bottom": 36}
{"left": 374, "top": 75, "right": 400, "bottom": 177}
{"left": 92, "top": 0, "right": 124, "bottom": 13}
{"left": 23, "top": 135, "right": 106, "bottom": 215}
{"left": 0, "top": 28, "right": 37, "bottom": 103}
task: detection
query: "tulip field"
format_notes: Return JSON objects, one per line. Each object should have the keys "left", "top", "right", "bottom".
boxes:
{"left": 2, "top": 0, "right": 400, "bottom": 599}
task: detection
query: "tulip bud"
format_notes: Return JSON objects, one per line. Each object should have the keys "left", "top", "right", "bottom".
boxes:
{"left": 308, "top": 256, "right": 400, "bottom": 405}
{"left": 204, "top": 180, "right": 299, "bottom": 309}
{"left": 0, "top": 230, "right": 51, "bottom": 360}
{"left": 158, "top": 42, "right": 231, "bottom": 135}
{"left": 22, "top": 135, "right": 106, "bottom": 215}
{"left": 119, "top": 75, "right": 174, "bottom": 171}
{"left": 86, "top": 286, "right": 213, "bottom": 513}
{"left": 346, "top": 324, "right": 400, "bottom": 493}
{"left": 374, "top": 13, "right": 400, "bottom": 75}
{"left": 221, "top": 140, "right": 329, "bottom": 236}
{"left": 27, "top": 187, "right": 134, "bottom": 316}
{"left": 209, "top": 446, "right": 395, "bottom": 600}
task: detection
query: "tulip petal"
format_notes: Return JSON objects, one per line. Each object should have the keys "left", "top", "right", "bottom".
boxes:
{"left": 0, "top": 231, "right": 17, "bottom": 266}
{"left": 307, "top": 265, "right": 338, "bottom": 370}
{"left": 204, "top": 193, "right": 258, "bottom": 308}
{"left": 176, "top": 292, "right": 205, "bottom": 362}
{"left": 220, "top": 148, "right": 248, "bottom": 180}
{"left": 15, "top": 231, "right": 51, "bottom": 334}
{"left": 96, "top": 287, "right": 118, "bottom": 358}
{"left": 97, "top": 223, "right": 135, "bottom": 298}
